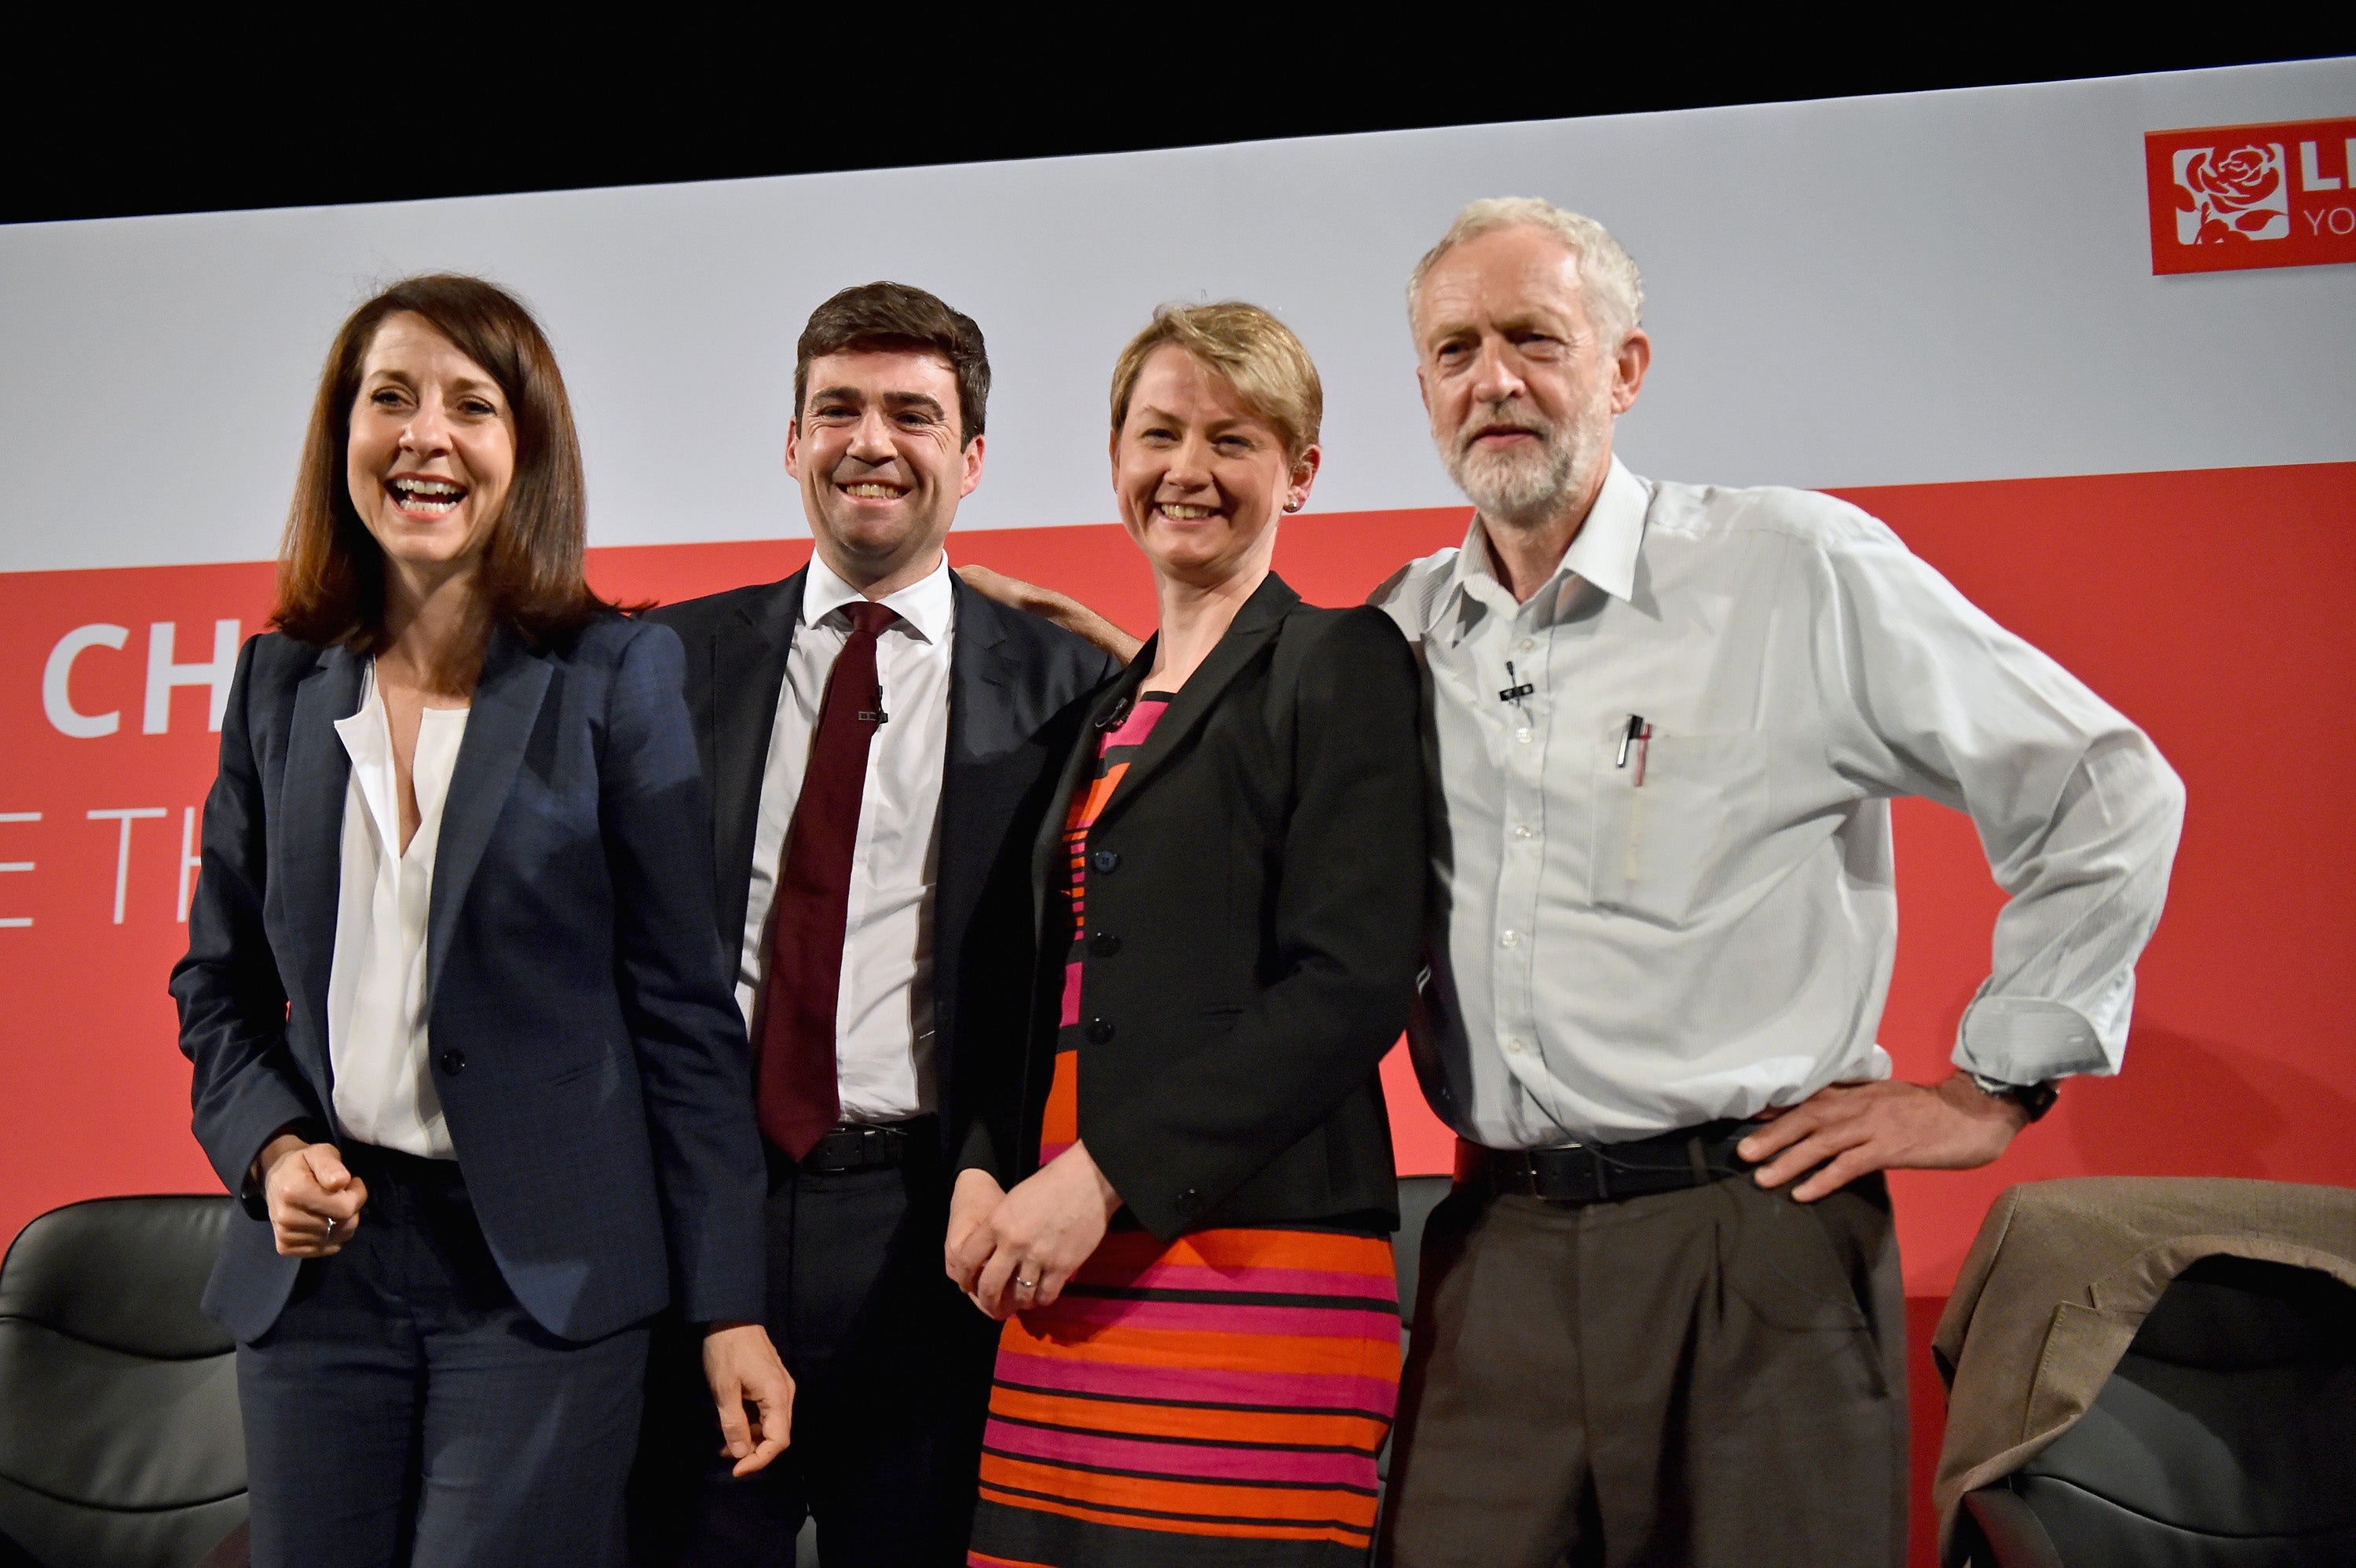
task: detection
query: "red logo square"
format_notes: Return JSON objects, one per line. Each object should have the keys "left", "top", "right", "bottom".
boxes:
{"left": 2146, "top": 117, "right": 2356, "bottom": 275}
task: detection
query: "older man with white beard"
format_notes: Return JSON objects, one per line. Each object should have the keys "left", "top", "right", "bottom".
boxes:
{"left": 1364, "top": 199, "right": 2183, "bottom": 1568}
{"left": 964, "top": 198, "right": 2184, "bottom": 1567}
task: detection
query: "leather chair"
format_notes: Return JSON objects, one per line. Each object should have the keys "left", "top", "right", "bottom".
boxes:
{"left": 1958, "top": 1252, "right": 2356, "bottom": 1566}
{"left": 0, "top": 1196, "right": 247, "bottom": 1568}
{"left": 1393, "top": 1174, "right": 1453, "bottom": 1334}
{"left": 1375, "top": 1174, "right": 1452, "bottom": 1485}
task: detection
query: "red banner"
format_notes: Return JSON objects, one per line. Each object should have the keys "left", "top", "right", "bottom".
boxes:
{"left": 2147, "top": 116, "right": 2356, "bottom": 274}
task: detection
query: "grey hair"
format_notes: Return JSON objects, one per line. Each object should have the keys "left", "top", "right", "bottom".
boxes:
{"left": 1407, "top": 197, "right": 1645, "bottom": 347}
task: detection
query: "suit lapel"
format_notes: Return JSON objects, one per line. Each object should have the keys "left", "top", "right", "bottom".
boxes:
{"left": 1093, "top": 572, "right": 1299, "bottom": 831}
{"left": 712, "top": 573, "right": 803, "bottom": 948}
{"left": 940, "top": 578, "right": 1018, "bottom": 925}
{"left": 278, "top": 644, "right": 364, "bottom": 1095}
{"left": 946, "top": 573, "right": 1020, "bottom": 758}
{"left": 427, "top": 623, "right": 554, "bottom": 1004}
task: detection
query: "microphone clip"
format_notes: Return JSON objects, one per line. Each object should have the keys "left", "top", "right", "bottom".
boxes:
{"left": 1498, "top": 660, "right": 1535, "bottom": 707}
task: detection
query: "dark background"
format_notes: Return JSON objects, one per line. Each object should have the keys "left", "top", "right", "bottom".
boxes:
{"left": 10, "top": 36, "right": 2351, "bottom": 226}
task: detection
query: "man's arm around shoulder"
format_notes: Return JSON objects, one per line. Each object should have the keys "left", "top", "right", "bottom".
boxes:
{"left": 957, "top": 564, "right": 1141, "bottom": 667}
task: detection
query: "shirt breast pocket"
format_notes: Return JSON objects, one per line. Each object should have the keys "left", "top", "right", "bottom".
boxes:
{"left": 1589, "top": 731, "right": 1770, "bottom": 928}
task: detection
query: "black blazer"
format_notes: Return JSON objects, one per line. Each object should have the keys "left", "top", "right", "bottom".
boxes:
{"left": 172, "top": 618, "right": 766, "bottom": 1344}
{"left": 966, "top": 572, "right": 1426, "bottom": 1241}
{"left": 646, "top": 567, "right": 1122, "bottom": 1167}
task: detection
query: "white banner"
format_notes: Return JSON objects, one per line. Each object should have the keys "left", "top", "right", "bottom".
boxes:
{"left": 2, "top": 58, "right": 2349, "bottom": 576}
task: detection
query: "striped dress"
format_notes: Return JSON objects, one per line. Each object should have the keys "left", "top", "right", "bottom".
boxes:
{"left": 969, "top": 695, "right": 1403, "bottom": 1567}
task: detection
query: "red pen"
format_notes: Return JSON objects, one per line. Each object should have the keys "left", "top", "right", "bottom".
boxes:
{"left": 1618, "top": 714, "right": 1654, "bottom": 784}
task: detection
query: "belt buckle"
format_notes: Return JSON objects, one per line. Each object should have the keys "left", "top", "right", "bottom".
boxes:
{"left": 1533, "top": 1145, "right": 1604, "bottom": 1205}
{"left": 810, "top": 1124, "right": 876, "bottom": 1173}
{"left": 853, "top": 1123, "right": 905, "bottom": 1171}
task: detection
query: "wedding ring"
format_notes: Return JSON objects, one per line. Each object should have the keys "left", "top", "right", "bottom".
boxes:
{"left": 1014, "top": 1277, "right": 1037, "bottom": 1291}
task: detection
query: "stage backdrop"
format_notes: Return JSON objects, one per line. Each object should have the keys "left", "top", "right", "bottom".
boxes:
{"left": 3, "top": 64, "right": 2353, "bottom": 1563}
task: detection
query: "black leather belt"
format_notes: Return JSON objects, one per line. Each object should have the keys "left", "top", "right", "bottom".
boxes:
{"left": 795, "top": 1118, "right": 933, "bottom": 1175}
{"left": 1457, "top": 1120, "right": 1759, "bottom": 1205}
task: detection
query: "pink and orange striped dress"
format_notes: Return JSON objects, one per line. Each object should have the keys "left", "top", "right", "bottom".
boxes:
{"left": 968, "top": 696, "right": 1402, "bottom": 1568}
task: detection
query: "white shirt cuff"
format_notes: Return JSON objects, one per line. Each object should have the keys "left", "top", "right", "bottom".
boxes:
{"left": 1954, "top": 994, "right": 2109, "bottom": 1084}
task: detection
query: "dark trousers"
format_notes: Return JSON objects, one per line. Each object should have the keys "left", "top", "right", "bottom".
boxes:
{"left": 1378, "top": 1170, "right": 1908, "bottom": 1568}
{"left": 628, "top": 1128, "right": 1001, "bottom": 1568}
{"left": 237, "top": 1146, "right": 651, "bottom": 1568}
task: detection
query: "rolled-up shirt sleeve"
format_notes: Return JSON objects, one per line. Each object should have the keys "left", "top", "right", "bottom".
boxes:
{"left": 1818, "top": 523, "right": 2186, "bottom": 1084}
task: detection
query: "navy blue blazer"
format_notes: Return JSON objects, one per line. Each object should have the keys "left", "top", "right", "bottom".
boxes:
{"left": 171, "top": 616, "right": 766, "bottom": 1344}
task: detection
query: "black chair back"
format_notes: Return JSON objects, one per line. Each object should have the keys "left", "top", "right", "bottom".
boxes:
{"left": 1374, "top": 1174, "right": 1452, "bottom": 1487}
{"left": 1393, "top": 1175, "right": 1452, "bottom": 1329}
{"left": 0, "top": 1196, "right": 246, "bottom": 1568}
{"left": 1970, "top": 1253, "right": 2356, "bottom": 1566}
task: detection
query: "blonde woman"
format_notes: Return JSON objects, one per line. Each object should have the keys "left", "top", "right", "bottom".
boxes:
{"left": 946, "top": 303, "right": 1425, "bottom": 1566}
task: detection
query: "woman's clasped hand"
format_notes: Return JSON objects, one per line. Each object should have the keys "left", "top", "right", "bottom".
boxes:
{"left": 944, "top": 1145, "right": 1123, "bottom": 1318}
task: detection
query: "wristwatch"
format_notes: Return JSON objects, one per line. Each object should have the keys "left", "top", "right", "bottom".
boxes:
{"left": 1968, "top": 1072, "right": 2060, "bottom": 1123}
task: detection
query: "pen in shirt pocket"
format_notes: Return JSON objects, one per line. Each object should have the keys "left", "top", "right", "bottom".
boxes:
{"left": 1616, "top": 715, "right": 1654, "bottom": 785}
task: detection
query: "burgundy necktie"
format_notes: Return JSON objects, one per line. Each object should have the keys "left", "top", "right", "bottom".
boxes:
{"left": 759, "top": 600, "right": 895, "bottom": 1159}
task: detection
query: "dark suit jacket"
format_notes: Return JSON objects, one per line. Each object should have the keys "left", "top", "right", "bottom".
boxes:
{"left": 172, "top": 617, "right": 766, "bottom": 1345}
{"left": 645, "top": 568, "right": 1121, "bottom": 1170}
{"left": 964, "top": 572, "right": 1426, "bottom": 1241}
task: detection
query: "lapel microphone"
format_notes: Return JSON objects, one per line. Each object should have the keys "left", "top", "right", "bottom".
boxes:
{"left": 1095, "top": 693, "right": 1136, "bottom": 731}
{"left": 1498, "top": 660, "right": 1535, "bottom": 707}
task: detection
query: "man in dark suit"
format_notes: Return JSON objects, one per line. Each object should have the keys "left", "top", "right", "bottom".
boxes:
{"left": 628, "top": 282, "right": 1121, "bottom": 1567}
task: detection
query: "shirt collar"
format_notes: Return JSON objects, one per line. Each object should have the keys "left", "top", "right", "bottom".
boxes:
{"left": 1440, "top": 454, "right": 1649, "bottom": 626}
{"left": 801, "top": 549, "right": 955, "bottom": 644}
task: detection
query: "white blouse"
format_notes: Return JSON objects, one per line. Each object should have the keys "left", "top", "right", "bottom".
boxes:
{"left": 327, "top": 663, "right": 470, "bottom": 1159}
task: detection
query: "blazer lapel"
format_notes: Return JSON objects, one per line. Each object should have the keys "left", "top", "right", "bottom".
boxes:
{"left": 1093, "top": 572, "right": 1300, "bottom": 831}
{"left": 1027, "top": 654, "right": 1151, "bottom": 941}
{"left": 712, "top": 573, "right": 803, "bottom": 948}
{"left": 427, "top": 623, "right": 554, "bottom": 1003}
{"left": 277, "top": 645, "right": 364, "bottom": 1097}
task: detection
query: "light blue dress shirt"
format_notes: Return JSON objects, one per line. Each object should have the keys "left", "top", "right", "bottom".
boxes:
{"left": 1370, "top": 458, "right": 2186, "bottom": 1149}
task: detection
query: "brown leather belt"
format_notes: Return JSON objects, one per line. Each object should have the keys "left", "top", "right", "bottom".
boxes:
{"left": 1456, "top": 1120, "right": 1760, "bottom": 1206}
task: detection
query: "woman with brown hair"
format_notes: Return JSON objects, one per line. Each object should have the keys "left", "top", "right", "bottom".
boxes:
{"left": 171, "top": 275, "right": 791, "bottom": 1567}
{"left": 946, "top": 302, "right": 1426, "bottom": 1566}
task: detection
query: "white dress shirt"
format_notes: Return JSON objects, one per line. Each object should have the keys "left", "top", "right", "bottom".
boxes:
{"left": 327, "top": 664, "right": 469, "bottom": 1159}
{"left": 738, "top": 552, "right": 954, "bottom": 1124}
{"left": 1371, "top": 457, "right": 2186, "bottom": 1150}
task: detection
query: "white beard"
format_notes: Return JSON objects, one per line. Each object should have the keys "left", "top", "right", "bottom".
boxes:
{"left": 1444, "top": 401, "right": 1608, "bottom": 532}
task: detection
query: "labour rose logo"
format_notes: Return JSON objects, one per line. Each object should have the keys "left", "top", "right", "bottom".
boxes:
{"left": 2173, "top": 143, "right": 2291, "bottom": 243}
